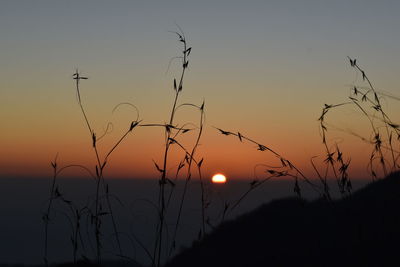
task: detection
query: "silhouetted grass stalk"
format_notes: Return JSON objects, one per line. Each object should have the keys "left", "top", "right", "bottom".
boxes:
{"left": 350, "top": 57, "right": 397, "bottom": 171}
{"left": 153, "top": 29, "right": 192, "bottom": 267}
{"left": 43, "top": 157, "right": 95, "bottom": 266}
{"left": 214, "top": 129, "right": 323, "bottom": 213}
{"left": 43, "top": 154, "right": 58, "bottom": 267}
{"left": 169, "top": 101, "right": 205, "bottom": 252}
{"left": 73, "top": 71, "right": 140, "bottom": 263}
{"left": 319, "top": 58, "right": 399, "bottom": 182}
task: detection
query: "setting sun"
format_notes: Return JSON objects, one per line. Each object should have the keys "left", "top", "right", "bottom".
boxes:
{"left": 212, "top": 173, "right": 227, "bottom": 184}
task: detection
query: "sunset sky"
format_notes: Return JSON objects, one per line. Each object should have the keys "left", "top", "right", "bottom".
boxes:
{"left": 1, "top": 0, "right": 399, "bottom": 180}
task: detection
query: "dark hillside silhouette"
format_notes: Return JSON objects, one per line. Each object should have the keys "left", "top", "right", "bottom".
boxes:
{"left": 166, "top": 172, "right": 400, "bottom": 267}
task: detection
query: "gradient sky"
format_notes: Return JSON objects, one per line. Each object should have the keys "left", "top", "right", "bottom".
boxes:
{"left": 1, "top": 0, "right": 399, "bottom": 180}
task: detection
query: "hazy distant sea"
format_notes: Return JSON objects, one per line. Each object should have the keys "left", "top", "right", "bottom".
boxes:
{"left": 0, "top": 177, "right": 367, "bottom": 265}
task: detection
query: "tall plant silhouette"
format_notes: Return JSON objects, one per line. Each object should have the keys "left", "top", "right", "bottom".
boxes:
{"left": 149, "top": 29, "right": 206, "bottom": 267}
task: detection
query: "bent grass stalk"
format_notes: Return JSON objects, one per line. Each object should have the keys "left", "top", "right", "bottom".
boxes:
{"left": 349, "top": 57, "right": 397, "bottom": 171}
{"left": 214, "top": 128, "right": 323, "bottom": 214}
{"left": 169, "top": 101, "right": 205, "bottom": 253}
{"left": 43, "top": 161, "right": 96, "bottom": 266}
{"left": 72, "top": 71, "right": 141, "bottom": 263}
{"left": 319, "top": 58, "right": 399, "bottom": 182}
